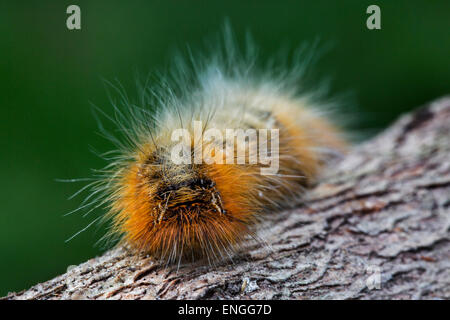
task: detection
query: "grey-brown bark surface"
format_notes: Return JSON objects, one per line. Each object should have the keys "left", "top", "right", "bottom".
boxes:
{"left": 4, "top": 97, "right": 450, "bottom": 300}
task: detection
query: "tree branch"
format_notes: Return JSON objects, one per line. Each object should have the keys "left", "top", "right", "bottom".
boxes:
{"left": 4, "top": 97, "right": 450, "bottom": 300}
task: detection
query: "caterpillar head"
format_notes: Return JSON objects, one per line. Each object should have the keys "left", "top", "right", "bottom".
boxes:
{"left": 148, "top": 165, "right": 226, "bottom": 223}
{"left": 109, "top": 144, "right": 257, "bottom": 264}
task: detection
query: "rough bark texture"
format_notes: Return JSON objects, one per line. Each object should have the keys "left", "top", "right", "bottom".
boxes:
{"left": 4, "top": 97, "right": 450, "bottom": 300}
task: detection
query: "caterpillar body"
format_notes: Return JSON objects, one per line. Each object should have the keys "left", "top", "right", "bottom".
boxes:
{"left": 77, "top": 33, "right": 348, "bottom": 265}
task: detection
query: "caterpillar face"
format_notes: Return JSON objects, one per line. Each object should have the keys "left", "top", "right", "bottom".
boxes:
{"left": 111, "top": 145, "right": 257, "bottom": 263}
{"left": 150, "top": 167, "right": 225, "bottom": 223}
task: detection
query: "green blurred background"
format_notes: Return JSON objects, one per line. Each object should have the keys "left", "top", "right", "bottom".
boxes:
{"left": 0, "top": 0, "right": 448, "bottom": 296}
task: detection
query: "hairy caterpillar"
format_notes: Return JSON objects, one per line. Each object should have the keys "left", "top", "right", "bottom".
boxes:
{"left": 70, "top": 28, "right": 348, "bottom": 265}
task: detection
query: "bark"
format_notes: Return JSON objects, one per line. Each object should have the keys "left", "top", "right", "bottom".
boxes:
{"left": 4, "top": 97, "right": 450, "bottom": 300}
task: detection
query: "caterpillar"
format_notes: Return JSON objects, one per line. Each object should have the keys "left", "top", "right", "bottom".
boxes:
{"left": 71, "top": 28, "right": 348, "bottom": 265}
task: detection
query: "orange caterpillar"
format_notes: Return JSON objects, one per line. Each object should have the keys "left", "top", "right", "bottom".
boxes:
{"left": 76, "top": 32, "right": 347, "bottom": 264}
